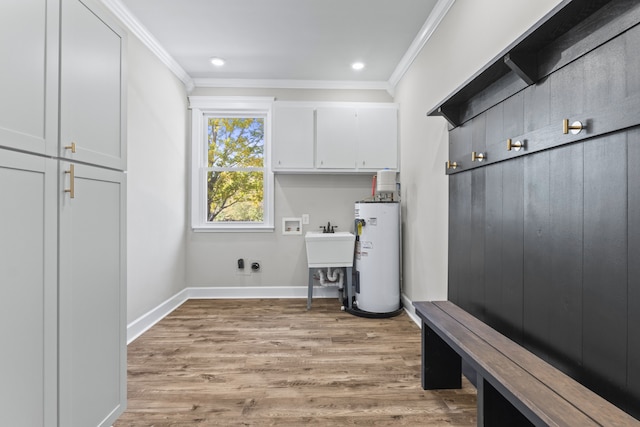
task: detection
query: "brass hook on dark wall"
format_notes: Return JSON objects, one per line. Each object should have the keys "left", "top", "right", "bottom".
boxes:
{"left": 471, "top": 151, "right": 485, "bottom": 162}
{"left": 507, "top": 139, "right": 524, "bottom": 151}
{"left": 563, "top": 119, "right": 583, "bottom": 135}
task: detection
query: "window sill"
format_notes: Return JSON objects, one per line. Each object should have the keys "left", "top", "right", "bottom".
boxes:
{"left": 191, "top": 224, "right": 275, "bottom": 233}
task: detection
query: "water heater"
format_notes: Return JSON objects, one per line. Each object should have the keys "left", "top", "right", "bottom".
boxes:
{"left": 354, "top": 201, "right": 400, "bottom": 314}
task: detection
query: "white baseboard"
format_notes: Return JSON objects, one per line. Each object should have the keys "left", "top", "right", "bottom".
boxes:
{"left": 186, "top": 285, "right": 339, "bottom": 299}
{"left": 126, "top": 288, "right": 190, "bottom": 344}
{"left": 127, "top": 286, "right": 339, "bottom": 344}
{"left": 401, "top": 293, "right": 420, "bottom": 327}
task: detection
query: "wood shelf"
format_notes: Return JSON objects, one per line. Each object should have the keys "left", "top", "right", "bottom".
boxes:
{"left": 428, "top": 0, "right": 614, "bottom": 127}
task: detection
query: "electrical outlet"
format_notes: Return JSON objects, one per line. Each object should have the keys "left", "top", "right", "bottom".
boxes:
{"left": 302, "top": 214, "right": 309, "bottom": 225}
{"left": 250, "top": 260, "right": 261, "bottom": 272}
{"left": 236, "top": 258, "right": 250, "bottom": 275}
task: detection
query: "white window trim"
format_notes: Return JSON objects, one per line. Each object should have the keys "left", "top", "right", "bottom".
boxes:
{"left": 189, "top": 96, "right": 275, "bottom": 232}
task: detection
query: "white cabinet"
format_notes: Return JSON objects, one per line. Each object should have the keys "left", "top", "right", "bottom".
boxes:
{"left": 58, "top": 1, "right": 127, "bottom": 425}
{"left": 59, "top": 163, "right": 126, "bottom": 427}
{"left": 272, "top": 103, "right": 398, "bottom": 173}
{"left": 0, "top": 1, "right": 127, "bottom": 426}
{"left": 60, "top": 0, "right": 126, "bottom": 170}
{"left": 316, "top": 107, "right": 358, "bottom": 169}
{"left": 0, "top": 150, "right": 57, "bottom": 427}
{"left": 356, "top": 107, "right": 398, "bottom": 170}
{"left": 0, "top": 0, "right": 58, "bottom": 156}
{"left": 272, "top": 105, "right": 315, "bottom": 169}
{"left": 316, "top": 105, "right": 398, "bottom": 171}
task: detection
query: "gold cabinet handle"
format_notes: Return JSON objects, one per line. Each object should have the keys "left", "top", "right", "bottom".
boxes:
{"left": 471, "top": 151, "right": 485, "bottom": 162}
{"left": 65, "top": 164, "right": 75, "bottom": 199}
{"left": 446, "top": 160, "right": 458, "bottom": 170}
{"left": 64, "top": 142, "right": 76, "bottom": 153}
{"left": 563, "top": 119, "right": 583, "bottom": 135}
{"left": 507, "top": 139, "right": 524, "bottom": 151}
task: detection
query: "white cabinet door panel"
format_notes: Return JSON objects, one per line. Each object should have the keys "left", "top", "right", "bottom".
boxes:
{"left": 316, "top": 107, "right": 357, "bottom": 169}
{"left": 0, "top": 150, "right": 57, "bottom": 427}
{"left": 357, "top": 108, "right": 398, "bottom": 170}
{"left": 0, "top": 0, "right": 58, "bottom": 156}
{"left": 59, "top": 162, "right": 126, "bottom": 427}
{"left": 60, "top": 0, "right": 126, "bottom": 170}
{"left": 272, "top": 106, "right": 315, "bottom": 169}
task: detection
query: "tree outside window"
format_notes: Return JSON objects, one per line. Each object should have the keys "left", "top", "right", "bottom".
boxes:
{"left": 207, "top": 117, "right": 264, "bottom": 222}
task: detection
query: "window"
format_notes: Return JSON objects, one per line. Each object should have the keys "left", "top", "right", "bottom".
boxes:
{"left": 189, "top": 97, "right": 274, "bottom": 231}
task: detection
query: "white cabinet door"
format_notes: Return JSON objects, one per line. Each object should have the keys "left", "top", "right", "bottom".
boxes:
{"left": 0, "top": 0, "right": 58, "bottom": 156}
{"left": 58, "top": 162, "right": 126, "bottom": 427}
{"left": 316, "top": 106, "right": 398, "bottom": 171}
{"left": 60, "top": 0, "right": 126, "bottom": 170}
{"left": 316, "top": 107, "right": 357, "bottom": 169}
{"left": 272, "top": 106, "right": 315, "bottom": 169}
{"left": 0, "top": 150, "right": 57, "bottom": 427}
{"left": 356, "top": 107, "right": 398, "bottom": 170}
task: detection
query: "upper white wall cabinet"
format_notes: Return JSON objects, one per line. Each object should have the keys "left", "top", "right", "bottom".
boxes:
{"left": 356, "top": 107, "right": 398, "bottom": 170}
{"left": 0, "top": 0, "right": 58, "bottom": 156}
{"left": 272, "top": 102, "right": 398, "bottom": 173}
{"left": 317, "top": 105, "right": 398, "bottom": 171}
{"left": 316, "top": 107, "right": 358, "bottom": 169}
{"left": 272, "top": 105, "right": 315, "bottom": 170}
{"left": 60, "top": 0, "right": 127, "bottom": 171}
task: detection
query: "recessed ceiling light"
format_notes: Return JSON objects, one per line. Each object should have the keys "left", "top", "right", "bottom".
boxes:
{"left": 210, "top": 57, "right": 225, "bottom": 67}
{"left": 352, "top": 62, "right": 365, "bottom": 71}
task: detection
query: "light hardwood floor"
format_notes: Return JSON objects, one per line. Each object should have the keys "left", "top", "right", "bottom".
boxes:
{"left": 114, "top": 298, "right": 477, "bottom": 426}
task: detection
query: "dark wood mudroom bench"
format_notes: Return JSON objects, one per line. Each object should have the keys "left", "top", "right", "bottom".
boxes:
{"left": 413, "top": 301, "right": 640, "bottom": 426}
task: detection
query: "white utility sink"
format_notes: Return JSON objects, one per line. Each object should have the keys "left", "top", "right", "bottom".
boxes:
{"left": 304, "top": 231, "right": 355, "bottom": 268}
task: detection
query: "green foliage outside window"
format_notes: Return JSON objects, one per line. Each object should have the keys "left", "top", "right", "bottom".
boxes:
{"left": 207, "top": 117, "right": 264, "bottom": 222}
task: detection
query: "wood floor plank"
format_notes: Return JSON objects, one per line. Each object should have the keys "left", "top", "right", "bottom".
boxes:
{"left": 114, "top": 299, "right": 476, "bottom": 426}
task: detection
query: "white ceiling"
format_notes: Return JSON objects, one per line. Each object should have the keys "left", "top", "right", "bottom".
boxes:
{"left": 103, "top": 0, "right": 453, "bottom": 92}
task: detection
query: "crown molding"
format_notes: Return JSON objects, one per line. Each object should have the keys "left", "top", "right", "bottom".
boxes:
{"left": 388, "top": 0, "right": 456, "bottom": 89}
{"left": 100, "top": 0, "right": 195, "bottom": 92}
{"left": 192, "top": 78, "right": 393, "bottom": 93}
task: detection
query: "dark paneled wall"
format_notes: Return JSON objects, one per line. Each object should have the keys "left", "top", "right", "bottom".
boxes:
{"left": 447, "top": 15, "right": 640, "bottom": 417}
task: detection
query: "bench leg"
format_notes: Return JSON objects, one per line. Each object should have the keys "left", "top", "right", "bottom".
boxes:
{"left": 307, "top": 268, "right": 314, "bottom": 310}
{"left": 477, "top": 376, "right": 533, "bottom": 427}
{"left": 346, "top": 267, "right": 353, "bottom": 309}
{"left": 421, "top": 321, "right": 462, "bottom": 390}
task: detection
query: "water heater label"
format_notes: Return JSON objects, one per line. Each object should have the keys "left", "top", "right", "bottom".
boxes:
{"left": 368, "top": 217, "right": 378, "bottom": 226}
{"left": 361, "top": 241, "right": 373, "bottom": 249}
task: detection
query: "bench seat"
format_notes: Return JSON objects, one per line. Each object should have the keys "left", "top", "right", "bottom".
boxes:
{"left": 413, "top": 301, "right": 640, "bottom": 426}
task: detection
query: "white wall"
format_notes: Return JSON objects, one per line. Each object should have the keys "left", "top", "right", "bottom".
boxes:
{"left": 127, "top": 35, "right": 188, "bottom": 322}
{"left": 188, "top": 174, "right": 373, "bottom": 286}
{"left": 395, "top": 0, "right": 563, "bottom": 301}
{"left": 186, "top": 88, "right": 391, "bottom": 288}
